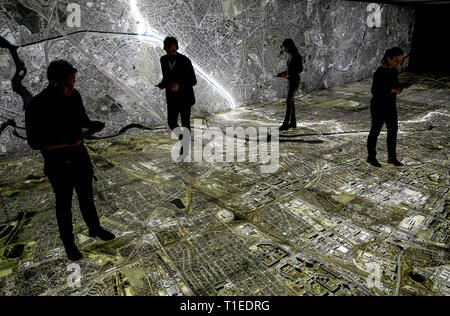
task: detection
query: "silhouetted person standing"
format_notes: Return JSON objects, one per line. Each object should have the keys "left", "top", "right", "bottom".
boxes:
{"left": 157, "top": 37, "right": 197, "bottom": 138}
{"left": 277, "top": 39, "right": 303, "bottom": 131}
{"left": 367, "top": 47, "right": 410, "bottom": 167}
{"left": 25, "top": 60, "right": 115, "bottom": 261}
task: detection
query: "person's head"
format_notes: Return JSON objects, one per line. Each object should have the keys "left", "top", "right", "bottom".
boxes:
{"left": 163, "top": 36, "right": 178, "bottom": 56}
{"left": 47, "top": 60, "right": 77, "bottom": 96}
{"left": 382, "top": 47, "right": 404, "bottom": 68}
{"left": 281, "top": 38, "right": 299, "bottom": 56}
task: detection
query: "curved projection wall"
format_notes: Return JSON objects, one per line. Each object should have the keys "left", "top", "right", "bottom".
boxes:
{"left": 0, "top": 0, "right": 414, "bottom": 154}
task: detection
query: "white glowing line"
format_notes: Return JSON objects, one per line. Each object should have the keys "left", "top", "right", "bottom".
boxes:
{"left": 128, "top": 0, "right": 235, "bottom": 109}
{"left": 129, "top": 0, "right": 158, "bottom": 36}
{"left": 190, "top": 61, "right": 236, "bottom": 109}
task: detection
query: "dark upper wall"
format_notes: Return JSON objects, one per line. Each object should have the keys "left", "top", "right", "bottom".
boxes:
{"left": 0, "top": 0, "right": 415, "bottom": 154}
{"left": 408, "top": 4, "right": 450, "bottom": 75}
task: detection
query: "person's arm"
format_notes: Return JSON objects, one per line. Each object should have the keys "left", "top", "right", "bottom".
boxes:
{"left": 74, "top": 90, "right": 105, "bottom": 131}
{"left": 43, "top": 92, "right": 104, "bottom": 151}
{"left": 75, "top": 90, "right": 105, "bottom": 138}
{"left": 157, "top": 57, "right": 166, "bottom": 89}
{"left": 25, "top": 98, "right": 44, "bottom": 150}
{"left": 25, "top": 95, "right": 78, "bottom": 151}
{"left": 73, "top": 90, "right": 92, "bottom": 128}
{"left": 288, "top": 55, "right": 302, "bottom": 77}
{"left": 171, "top": 57, "right": 195, "bottom": 90}
{"left": 188, "top": 58, "right": 197, "bottom": 87}
{"left": 157, "top": 56, "right": 174, "bottom": 90}
{"left": 391, "top": 71, "right": 401, "bottom": 93}
{"left": 371, "top": 70, "right": 393, "bottom": 97}
{"left": 42, "top": 132, "right": 85, "bottom": 151}
{"left": 42, "top": 139, "right": 85, "bottom": 151}
{"left": 392, "top": 73, "right": 411, "bottom": 93}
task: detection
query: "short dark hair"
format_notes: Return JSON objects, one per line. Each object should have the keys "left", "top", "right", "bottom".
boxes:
{"left": 382, "top": 47, "right": 404, "bottom": 65}
{"left": 47, "top": 60, "right": 77, "bottom": 83}
{"left": 163, "top": 36, "right": 178, "bottom": 50}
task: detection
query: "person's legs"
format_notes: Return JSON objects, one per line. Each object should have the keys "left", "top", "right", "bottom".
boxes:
{"left": 290, "top": 101, "right": 297, "bottom": 126}
{"left": 48, "top": 171, "right": 82, "bottom": 261}
{"left": 180, "top": 106, "right": 192, "bottom": 133}
{"left": 385, "top": 109, "right": 402, "bottom": 165}
{"left": 48, "top": 173, "right": 75, "bottom": 242}
{"left": 178, "top": 106, "right": 192, "bottom": 158}
{"left": 367, "top": 107, "right": 385, "bottom": 165}
{"left": 74, "top": 172, "right": 101, "bottom": 231}
{"left": 74, "top": 167, "right": 115, "bottom": 241}
{"left": 289, "top": 82, "right": 300, "bottom": 127}
{"left": 281, "top": 82, "right": 296, "bottom": 129}
{"left": 167, "top": 104, "right": 180, "bottom": 131}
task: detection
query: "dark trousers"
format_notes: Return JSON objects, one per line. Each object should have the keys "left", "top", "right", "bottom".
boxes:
{"left": 283, "top": 81, "right": 300, "bottom": 125}
{"left": 167, "top": 104, "right": 192, "bottom": 132}
{"left": 367, "top": 105, "right": 398, "bottom": 160}
{"left": 168, "top": 104, "right": 192, "bottom": 158}
{"left": 48, "top": 171, "right": 100, "bottom": 242}
{"left": 44, "top": 146, "right": 100, "bottom": 243}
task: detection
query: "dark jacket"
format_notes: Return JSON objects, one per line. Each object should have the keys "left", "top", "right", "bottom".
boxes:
{"left": 371, "top": 66, "right": 400, "bottom": 107}
{"left": 25, "top": 86, "right": 95, "bottom": 177}
{"left": 25, "top": 86, "right": 95, "bottom": 150}
{"left": 278, "top": 53, "right": 303, "bottom": 83}
{"left": 159, "top": 53, "right": 197, "bottom": 107}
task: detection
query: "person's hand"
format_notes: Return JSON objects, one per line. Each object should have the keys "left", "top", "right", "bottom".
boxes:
{"left": 395, "top": 84, "right": 411, "bottom": 94}
{"left": 74, "top": 137, "right": 85, "bottom": 146}
{"left": 92, "top": 121, "right": 105, "bottom": 133}
{"left": 43, "top": 136, "right": 85, "bottom": 150}
{"left": 170, "top": 83, "right": 180, "bottom": 92}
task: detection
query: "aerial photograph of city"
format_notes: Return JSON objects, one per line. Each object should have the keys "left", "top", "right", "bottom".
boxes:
{"left": 0, "top": 0, "right": 448, "bottom": 302}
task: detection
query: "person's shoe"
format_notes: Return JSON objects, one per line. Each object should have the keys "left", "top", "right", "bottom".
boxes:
{"left": 387, "top": 159, "right": 404, "bottom": 167}
{"left": 288, "top": 123, "right": 297, "bottom": 129}
{"left": 367, "top": 157, "right": 382, "bottom": 167}
{"left": 66, "top": 247, "right": 83, "bottom": 261}
{"left": 89, "top": 227, "right": 116, "bottom": 241}
{"left": 279, "top": 124, "right": 290, "bottom": 131}
{"left": 62, "top": 239, "right": 83, "bottom": 261}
